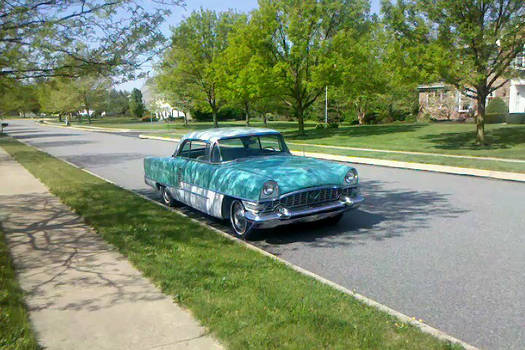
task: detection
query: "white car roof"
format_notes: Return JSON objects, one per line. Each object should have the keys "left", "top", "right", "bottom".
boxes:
{"left": 181, "top": 127, "right": 281, "bottom": 143}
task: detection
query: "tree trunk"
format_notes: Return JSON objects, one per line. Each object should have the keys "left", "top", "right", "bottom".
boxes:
{"left": 476, "top": 94, "right": 486, "bottom": 145}
{"left": 263, "top": 113, "right": 267, "bottom": 127}
{"left": 244, "top": 102, "right": 250, "bottom": 126}
{"left": 212, "top": 108, "right": 218, "bottom": 128}
{"left": 58, "top": 114, "right": 62, "bottom": 122}
{"left": 357, "top": 110, "right": 366, "bottom": 125}
{"left": 86, "top": 104, "right": 91, "bottom": 124}
{"left": 297, "top": 105, "right": 305, "bottom": 135}
{"left": 183, "top": 110, "right": 188, "bottom": 126}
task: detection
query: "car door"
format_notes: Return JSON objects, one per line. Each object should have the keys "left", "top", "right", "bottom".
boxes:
{"left": 179, "top": 140, "right": 216, "bottom": 213}
{"left": 168, "top": 140, "right": 190, "bottom": 203}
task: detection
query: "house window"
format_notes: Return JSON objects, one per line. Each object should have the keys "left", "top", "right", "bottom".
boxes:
{"left": 458, "top": 92, "right": 473, "bottom": 113}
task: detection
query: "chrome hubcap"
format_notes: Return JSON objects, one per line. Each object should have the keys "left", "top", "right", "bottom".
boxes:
{"left": 163, "top": 188, "right": 170, "bottom": 203}
{"left": 232, "top": 202, "right": 247, "bottom": 234}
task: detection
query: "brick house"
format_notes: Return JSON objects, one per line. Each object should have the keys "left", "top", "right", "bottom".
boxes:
{"left": 417, "top": 54, "right": 525, "bottom": 121}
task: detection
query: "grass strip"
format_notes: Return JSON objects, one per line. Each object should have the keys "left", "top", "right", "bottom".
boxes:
{"left": 0, "top": 136, "right": 462, "bottom": 349}
{"left": 0, "top": 225, "right": 41, "bottom": 350}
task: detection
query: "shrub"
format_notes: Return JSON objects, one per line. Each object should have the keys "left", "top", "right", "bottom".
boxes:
{"left": 141, "top": 115, "right": 157, "bottom": 122}
{"left": 485, "top": 113, "right": 506, "bottom": 124}
{"left": 484, "top": 97, "right": 508, "bottom": 124}
{"left": 506, "top": 113, "right": 525, "bottom": 124}
{"left": 486, "top": 97, "right": 508, "bottom": 115}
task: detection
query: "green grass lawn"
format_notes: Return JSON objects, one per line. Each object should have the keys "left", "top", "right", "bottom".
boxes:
{"left": 0, "top": 226, "right": 41, "bottom": 350}
{"left": 0, "top": 136, "right": 462, "bottom": 350}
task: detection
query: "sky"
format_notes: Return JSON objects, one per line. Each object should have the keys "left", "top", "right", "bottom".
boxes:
{"left": 117, "top": 0, "right": 382, "bottom": 92}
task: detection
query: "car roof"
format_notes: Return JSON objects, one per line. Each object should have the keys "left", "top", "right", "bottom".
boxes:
{"left": 181, "top": 127, "right": 281, "bottom": 143}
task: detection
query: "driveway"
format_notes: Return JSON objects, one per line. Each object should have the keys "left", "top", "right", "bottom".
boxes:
{"left": 5, "top": 120, "right": 525, "bottom": 350}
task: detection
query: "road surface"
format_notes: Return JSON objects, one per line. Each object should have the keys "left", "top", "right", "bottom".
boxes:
{"left": 5, "top": 120, "right": 525, "bottom": 349}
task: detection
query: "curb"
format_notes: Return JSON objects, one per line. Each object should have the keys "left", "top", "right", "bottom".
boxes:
{"left": 40, "top": 120, "right": 133, "bottom": 133}
{"left": 138, "top": 134, "right": 525, "bottom": 183}
{"left": 7, "top": 136, "right": 477, "bottom": 350}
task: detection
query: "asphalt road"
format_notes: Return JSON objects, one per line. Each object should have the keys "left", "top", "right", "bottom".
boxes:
{"left": 5, "top": 120, "right": 525, "bottom": 350}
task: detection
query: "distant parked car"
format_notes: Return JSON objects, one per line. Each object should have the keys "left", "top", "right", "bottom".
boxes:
{"left": 144, "top": 128, "right": 363, "bottom": 239}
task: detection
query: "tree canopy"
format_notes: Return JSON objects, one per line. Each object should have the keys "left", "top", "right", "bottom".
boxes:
{"left": 0, "top": 0, "right": 182, "bottom": 81}
{"left": 382, "top": 0, "right": 525, "bottom": 143}
{"left": 158, "top": 9, "right": 245, "bottom": 127}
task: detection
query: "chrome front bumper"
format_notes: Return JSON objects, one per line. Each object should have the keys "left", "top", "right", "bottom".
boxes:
{"left": 244, "top": 194, "right": 364, "bottom": 229}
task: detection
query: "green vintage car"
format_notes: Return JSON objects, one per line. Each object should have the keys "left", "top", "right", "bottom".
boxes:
{"left": 144, "top": 127, "right": 363, "bottom": 239}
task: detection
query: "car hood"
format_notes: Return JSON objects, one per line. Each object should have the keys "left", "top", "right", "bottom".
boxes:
{"left": 225, "top": 155, "right": 354, "bottom": 195}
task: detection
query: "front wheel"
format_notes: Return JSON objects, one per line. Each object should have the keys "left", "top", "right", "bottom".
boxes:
{"left": 230, "top": 200, "right": 253, "bottom": 239}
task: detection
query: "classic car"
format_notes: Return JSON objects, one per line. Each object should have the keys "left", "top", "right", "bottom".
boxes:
{"left": 144, "top": 127, "right": 364, "bottom": 239}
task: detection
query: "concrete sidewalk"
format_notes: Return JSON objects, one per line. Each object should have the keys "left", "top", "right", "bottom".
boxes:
{"left": 0, "top": 147, "right": 223, "bottom": 350}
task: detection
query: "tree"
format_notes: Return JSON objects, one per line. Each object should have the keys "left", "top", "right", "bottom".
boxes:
{"left": 129, "top": 88, "right": 145, "bottom": 119}
{"left": 0, "top": 0, "right": 182, "bottom": 81}
{"left": 106, "top": 90, "right": 130, "bottom": 116}
{"left": 382, "top": 0, "right": 525, "bottom": 144}
{"left": 331, "top": 25, "right": 389, "bottom": 125}
{"left": 155, "top": 75, "right": 193, "bottom": 126}
{"left": 244, "top": 0, "right": 370, "bottom": 134}
{"left": 158, "top": 9, "right": 245, "bottom": 128}
{"left": 38, "top": 78, "right": 84, "bottom": 120}
{"left": 217, "top": 22, "right": 272, "bottom": 126}
{"left": 0, "top": 80, "right": 39, "bottom": 117}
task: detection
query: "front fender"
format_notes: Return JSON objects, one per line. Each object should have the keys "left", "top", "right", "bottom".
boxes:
{"left": 209, "top": 167, "right": 269, "bottom": 202}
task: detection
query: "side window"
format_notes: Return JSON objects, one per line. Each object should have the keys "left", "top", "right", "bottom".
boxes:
{"left": 178, "top": 140, "right": 210, "bottom": 160}
{"left": 191, "top": 140, "right": 209, "bottom": 161}
{"left": 259, "top": 135, "right": 282, "bottom": 152}
{"left": 178, "top": 140, "right": 191, "bottom": 158}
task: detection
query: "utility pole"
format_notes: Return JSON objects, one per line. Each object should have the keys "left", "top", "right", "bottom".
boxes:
{"left": 325, "top": 85, "right": 328, "bottom": 125}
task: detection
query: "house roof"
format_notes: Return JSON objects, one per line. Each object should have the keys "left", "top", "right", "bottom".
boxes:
{"left": 181, "top": 127, "right": 281, "bottom": 143}
{"left": 417, "top": 83, "right": 448, "bottom": 91}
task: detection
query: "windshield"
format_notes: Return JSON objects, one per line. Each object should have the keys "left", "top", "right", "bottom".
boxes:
{"left": 217, "top": 134, "right": 289, "bottom": 162}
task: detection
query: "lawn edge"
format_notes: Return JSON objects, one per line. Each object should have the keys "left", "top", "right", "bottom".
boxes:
{"left": 0, "top": 224, "right": 42, "bottom": 349}
{"left": 137, "top": 134, "right": 525, "bottom": 182}
{"left": 4, "top": 135, "right": 477, "bottom": 350}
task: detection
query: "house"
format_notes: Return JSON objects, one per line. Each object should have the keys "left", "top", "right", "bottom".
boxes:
{"left": 417, "top": 53, "right": 525, "bottom": 121}
{"left": 141, "top": 78, "right": 189, "bottom": 121}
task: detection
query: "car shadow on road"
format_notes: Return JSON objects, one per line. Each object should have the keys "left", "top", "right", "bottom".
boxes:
{"left": 64, "top": 152, "right": 147, "bottom": 167}
{"left": 252, "top": 179, "right": 469, "bottom": 249}
{"left": 14, "top": 133, "right": 82, "bottom": 139}
{"left": 30, "top": 140, "right": 94, "bottom": 148}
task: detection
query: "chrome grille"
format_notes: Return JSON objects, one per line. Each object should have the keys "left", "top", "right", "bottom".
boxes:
{"left": 280, "top": 187, "right": 342, "bottom": 208}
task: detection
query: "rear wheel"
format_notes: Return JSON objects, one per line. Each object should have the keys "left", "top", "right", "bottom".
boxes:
{"left": 230, "top": 200, "right": 253, "bottom": 239}
{"left": 160, "top": 186, "right": 176, "bottom": 207}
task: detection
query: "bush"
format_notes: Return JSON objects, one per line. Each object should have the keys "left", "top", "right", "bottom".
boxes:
{"left": 485, "top": 113, "right": 506, "bottom": 124}
{"left": 141, "top": 115, "right": 157, "bottom": 122}
{"left": 507, "top": 113, "right": 525, "bottom": 124}
{"left": 486, "top": 97, "right": 508, "bottom": 114}
{"left": 484, "top": 97, "right": 508, "bottom": 123}
{"left": 191, "top": 107, "right": 244, "bottom": 122}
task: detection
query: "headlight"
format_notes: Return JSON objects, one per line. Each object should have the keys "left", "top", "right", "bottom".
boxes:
{"left": 344, "top": 169, "right": 358, "bottom": 184}
{"left": 261, "top": 181, "right": 279, "bottom": 199}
